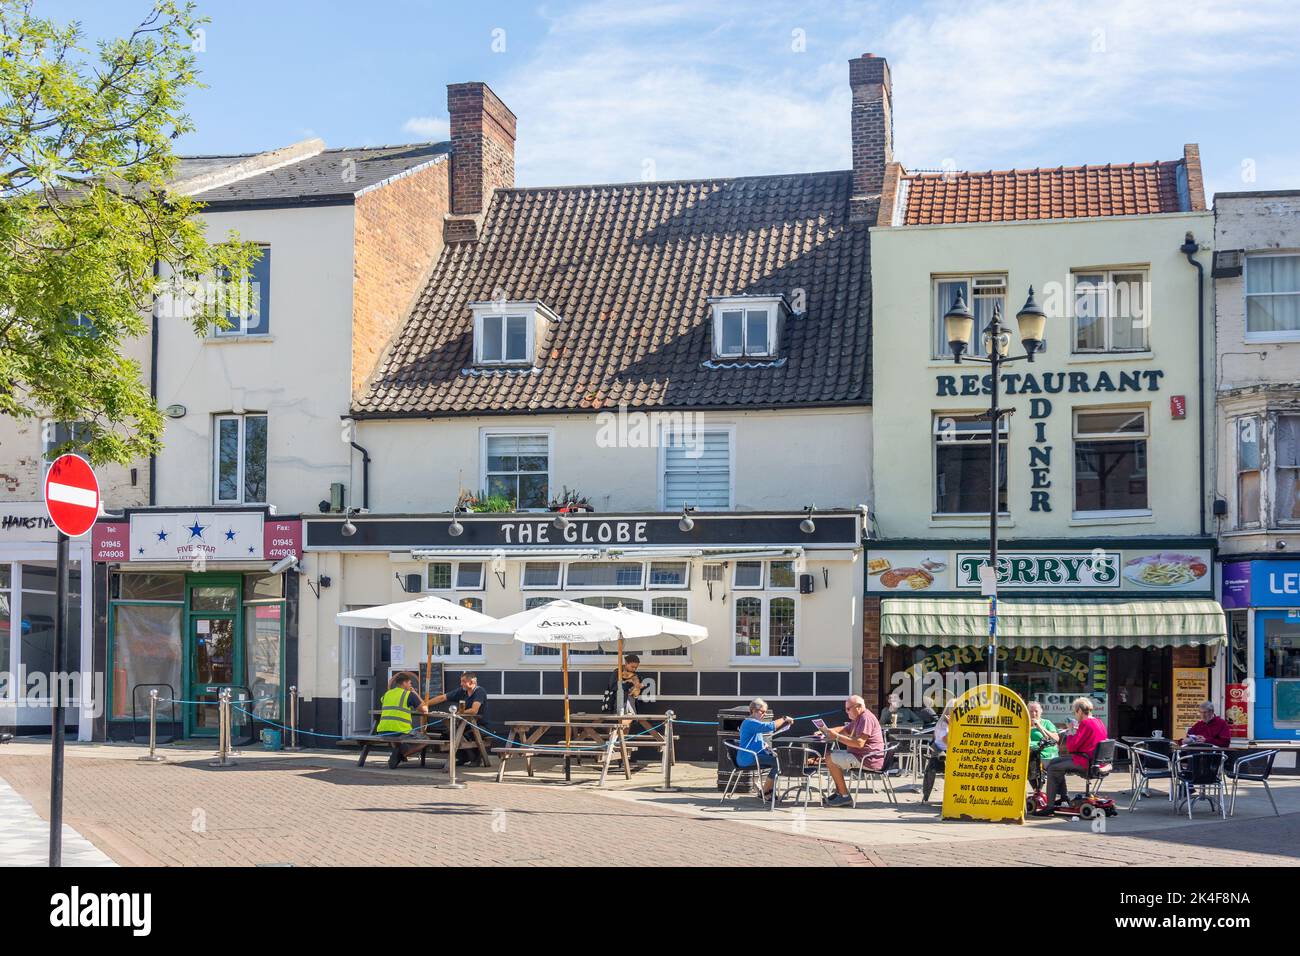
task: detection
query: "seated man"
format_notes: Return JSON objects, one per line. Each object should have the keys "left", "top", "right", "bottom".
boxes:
{"left": 377, "top": 672, "right": 429, "bottom": 769}
{"left": 820, "top": 695, "right": 885, "bottom": 808}
{"left": 733, "top": 697, "right": 794, "bottom": 799}
{"left": 1027, "top": 700, "right": 1060, "bottom": 787}
{"left": 1038, "top": 697, "right": 1107, "bottom": 814}
{"left": 427, "top": 671, "right": 489, "bottom": 766}
{"left": 1182, "top": 701, "right": 1231, "bottom": 748}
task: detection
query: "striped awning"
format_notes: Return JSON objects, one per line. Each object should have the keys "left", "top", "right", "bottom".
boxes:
{"left": 880, "top": 598, "right": 1226, "bottom": 649}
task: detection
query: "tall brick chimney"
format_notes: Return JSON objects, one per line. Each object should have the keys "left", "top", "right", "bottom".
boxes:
{"left": 445, "top": 81, "right": 516, "bottom": 243}
{"left": 849, "top": 53, "right": 892, "bottom": 222}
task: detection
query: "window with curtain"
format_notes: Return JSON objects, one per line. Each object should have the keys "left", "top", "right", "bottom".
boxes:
{"left": 1237, "top": 417, "right": 1261, "bottom": 527}
{"left": 1276, "top": 415, "right": 1300, "bottom": 524}
{"left": 1246, "top": 254, "right": 1300, "bottom": 337}
{"left": 933, "top": 275, "right": 1006, "bottom": 359}
{"left": 484, "top": 433, "right": 549, "bottom": 509}
{"left": 1073, "top": 270, "right": 1149, "bottom": 352}
{"left": 662, "top": 427, "right": 731, "bottom": 510}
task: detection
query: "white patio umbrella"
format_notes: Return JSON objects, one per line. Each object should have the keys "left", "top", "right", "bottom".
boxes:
{"left": 459, "top": 599, "right": 707, "bottom": 744}
{"left": 336, "top": 595, "right": 499, "bottom": 701}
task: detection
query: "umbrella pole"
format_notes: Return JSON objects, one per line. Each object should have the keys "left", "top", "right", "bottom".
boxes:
{"left": 563, "top": 644, "right": 571, "bottom": 749}
{"left": 616, "top": 637, "right": 625, "bottom": 715}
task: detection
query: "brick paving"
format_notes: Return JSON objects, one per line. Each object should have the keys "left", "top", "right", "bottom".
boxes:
{"left": 0, "top": 755, "right": 849, "bottom": 867}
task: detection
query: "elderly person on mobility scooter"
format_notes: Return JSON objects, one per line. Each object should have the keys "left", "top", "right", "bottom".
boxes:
{"left": 1032, "top": 696, "right": 1108, "bottom": 816}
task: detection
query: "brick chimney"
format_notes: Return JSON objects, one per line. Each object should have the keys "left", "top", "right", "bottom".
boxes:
{"left": 849, "top": 54, "right": 892, "bottom": 222}
{"left": 445, "top": 82, "right": 516, "bottom": 243}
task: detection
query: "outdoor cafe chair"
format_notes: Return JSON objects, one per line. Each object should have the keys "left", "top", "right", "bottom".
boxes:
{"left": 720, "top": 739, "right": 766, "bottom": 804}
{"left": 1126, "top": 739, "right": 1174, "bottom": 812}
{"left": 854, "top": 742, "right": 902, "bottom": 806}
{"left": 1173, "top": 749, "right": 1227, "bottom": 820}
{"left": 771, "top": 743, "right": 823, "bottom": 812}
{"left": 1226, "top": 749, "right": 1280, "bottom": 817}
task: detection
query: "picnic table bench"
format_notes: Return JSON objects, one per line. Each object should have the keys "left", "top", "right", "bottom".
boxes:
{"left": 344, "top": 710, "right": 493, "bottom": 769}
{"left": 494, "top": 715, "right": 679, "bottom": 785}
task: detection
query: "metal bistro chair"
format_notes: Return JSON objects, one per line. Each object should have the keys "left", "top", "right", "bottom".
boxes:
{"left": 771, "top": 743, "right": 823, "bottom": 811}
{"left": 1126, "top": 739, "right": 1174, "bottom": 812}
{"left": 720, "top": 740, "right": 765, "bottom": 804}
{"left": 1173, "top": 749, "right": 1227, "bottom": 820}
{"left": 855, "top": 742, "right": 903, "bottom": 805}
{"left": 1227, "top": 749, "right": 1280, "bottom": 817}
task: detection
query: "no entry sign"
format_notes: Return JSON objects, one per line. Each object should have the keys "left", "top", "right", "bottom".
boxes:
{"left": 43, "top": 454, "right": 100, "bottom": 538}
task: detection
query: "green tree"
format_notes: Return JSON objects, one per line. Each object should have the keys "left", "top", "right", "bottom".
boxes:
{"left": 0, "top": 0, "right": 255, "bottom": 466}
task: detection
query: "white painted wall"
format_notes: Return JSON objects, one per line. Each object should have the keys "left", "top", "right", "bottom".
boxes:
{"left": 154, "top": 204, "right": 358, "bottom": 515}
{"left": 356, "top": 407, "right": 872, "bottom": 515}
{"left": 870, "top": 211, "right": 1213, "bottom": 540}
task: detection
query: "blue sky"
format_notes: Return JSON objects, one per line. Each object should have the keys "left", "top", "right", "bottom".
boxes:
{"left": 46, "top": 0, "right": 1300, "bottom": 198}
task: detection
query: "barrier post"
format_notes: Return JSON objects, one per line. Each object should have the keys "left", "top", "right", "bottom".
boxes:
{"left": 438, "top": 705, "right": 465, "bottom": 790}
{"left": 285, "top": 685, "right": 302, "bottom": 751}
{"left": 654, "top": 710, "right": 679, "bottom": 793}
{"left": 210, "top": 689, "right": 235, "bottom": 767}
{"left": 138, "top": 689, "right": 166, "bottom": 763}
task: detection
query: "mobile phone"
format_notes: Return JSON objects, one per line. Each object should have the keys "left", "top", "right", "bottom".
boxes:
{"left": 812, "top": 718, "right": 827, "bottom": 730}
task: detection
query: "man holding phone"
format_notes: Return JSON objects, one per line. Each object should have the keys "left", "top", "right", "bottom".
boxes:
{"left": 818, "top": 695, "right": 885, "bottom": 807}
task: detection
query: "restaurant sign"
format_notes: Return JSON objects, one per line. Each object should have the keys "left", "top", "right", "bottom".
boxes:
{"left": 868, "top": 547, "right": 1211, "bottom": 595}
{"left": 941, "top": 683, "right": 1030, "bottom": 824}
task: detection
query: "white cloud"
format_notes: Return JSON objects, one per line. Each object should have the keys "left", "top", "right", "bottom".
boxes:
{"left": 402, "top": 115, "right": 450, "bottom": 141}
{"left": 487, "top": 0, "right": 1299, "bottom": 186}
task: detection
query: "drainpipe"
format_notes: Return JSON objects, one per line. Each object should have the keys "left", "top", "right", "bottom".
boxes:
{"left": 1180, "top": 232, "right": 1206, "bottom": 537}
{"left": 349, "top": 437, "right": 371, "bottom": 511}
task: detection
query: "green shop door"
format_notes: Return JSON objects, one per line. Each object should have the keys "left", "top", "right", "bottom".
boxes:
{"left": 185, "top": 578, "right": 246, "bottom": 738}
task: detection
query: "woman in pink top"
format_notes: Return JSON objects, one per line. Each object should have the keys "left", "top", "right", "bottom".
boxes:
{"left": 1037, "top": 697, "right": 1107, "bottom": 813}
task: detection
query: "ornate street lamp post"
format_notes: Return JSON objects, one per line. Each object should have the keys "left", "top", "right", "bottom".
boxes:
{"left": 942, "top": 287, "right": 1048, "bottom": 691}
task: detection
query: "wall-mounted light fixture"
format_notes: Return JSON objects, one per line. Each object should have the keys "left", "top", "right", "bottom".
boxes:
{"left": 800, "top": 504, "right": 817, "bottom": 534}
{"left": 678, "top": 505, "right": 695, "bottom": 533}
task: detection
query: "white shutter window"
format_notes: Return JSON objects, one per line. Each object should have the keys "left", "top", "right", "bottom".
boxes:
{"left": 663, "top": 428, "right": 731, "bottom": 510}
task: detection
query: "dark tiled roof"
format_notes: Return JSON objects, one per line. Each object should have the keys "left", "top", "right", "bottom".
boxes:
{"left": 901, "top": 161, "right": 1188, "bottom": 225}
{"left": 354, "top": 171, "right": 873, "bottom": 416}
{"left": 178, "top": 143, "right": 449, "bottom": 204}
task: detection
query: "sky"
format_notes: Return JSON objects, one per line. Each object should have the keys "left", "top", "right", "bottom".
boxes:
{"left": 42, "top": 0, "right": 1300, "bottom": 199}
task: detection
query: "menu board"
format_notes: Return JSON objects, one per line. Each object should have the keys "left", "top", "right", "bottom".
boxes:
{"left": 941, "top": 684, "right": 1030, "bottom": 824}
{"left": 1172, "top": 667, "right": 1210, "bottom": 736}
{"left": 420, "top": 660, "right": 446, "bottom": 702}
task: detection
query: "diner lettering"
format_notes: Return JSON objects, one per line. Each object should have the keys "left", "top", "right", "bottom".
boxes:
{"left": 1028, "top": 397, "right": 1052, "bottom": 512}
{"left": 936, "top": 368, "right": 1164, "bottom": 397}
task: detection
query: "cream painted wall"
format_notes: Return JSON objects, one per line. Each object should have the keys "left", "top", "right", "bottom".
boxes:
{"left": 355, "top": 407, "right": 872, "bottom": 515}
{"left": 1214, "top": 193, "right": 1300, "bottom": 550}
{"left": 294, "top": 548, "right": 863, "bottom": 702}
{"left": 154, "top": 204, "right": 357, "bottom": 515}
{"left": 870, "top": 211, "right": 1213, "bottom": 540}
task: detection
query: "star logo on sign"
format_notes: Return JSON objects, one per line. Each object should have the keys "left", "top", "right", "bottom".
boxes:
{"left": 187, "top": 518, "right": 207, "bottom": 540}
{"left": 248, "top": 546, "right": 256, "bottom": 554}
{"left": 156, "top": 529, "right": 168, "bottom": 542}
{"left": 137, "top": 547, "right": 145, "bottom": 555}
{"left": 225, "top": 528, "right": 237, "bottom": 541}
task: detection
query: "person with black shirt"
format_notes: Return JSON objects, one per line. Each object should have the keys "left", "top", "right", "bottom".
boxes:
{"left": 603, "top": 654, "right": 645, "bottom": 715}
{"left": 428, "top": 672, "right": 489, "bottom": 766}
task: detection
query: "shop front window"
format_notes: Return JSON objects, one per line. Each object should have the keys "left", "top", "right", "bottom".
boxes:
{"left": 245, "top": 603, "right": 283, "bottom": 719}
{"left": 110, "top": 604, "right": 183, "bottom": 718}
{"left": 0, "top": 565, "right": 10, "bottom": 688}
{"left": 19, "top": 562, "right": 81, "bottom": 697}
{"left": 1264, "top": 617, "right": 1300, "bottom": 679}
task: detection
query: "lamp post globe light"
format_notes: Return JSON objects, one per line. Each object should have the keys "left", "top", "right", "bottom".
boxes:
{"left": 941, "top": 286, "right": 1047, "bottom": 690}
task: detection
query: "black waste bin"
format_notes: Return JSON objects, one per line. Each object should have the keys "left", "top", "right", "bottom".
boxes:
{"left": 717, "top": 704, "right": 771, "bottom": 791}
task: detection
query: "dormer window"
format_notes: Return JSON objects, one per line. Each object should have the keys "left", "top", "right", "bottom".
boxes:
{"left": 470, "top": 301, "right": 558, "bottom": 366}
{"left": 709, "top": 296, "right": 786, "bottom": 360}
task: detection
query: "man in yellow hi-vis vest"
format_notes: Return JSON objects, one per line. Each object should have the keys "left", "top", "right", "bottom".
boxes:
{"left": 377, "top": 672, "right": 428, "bottom": 769}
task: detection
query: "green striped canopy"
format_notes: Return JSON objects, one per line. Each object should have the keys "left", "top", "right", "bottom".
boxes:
{"left": 880, "top": 598, "right": 1226, "bottom": 649}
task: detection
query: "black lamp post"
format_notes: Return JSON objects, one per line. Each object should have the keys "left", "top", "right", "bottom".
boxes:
{"left": 942, "top": 286, "right": 1047, "bottom": 690}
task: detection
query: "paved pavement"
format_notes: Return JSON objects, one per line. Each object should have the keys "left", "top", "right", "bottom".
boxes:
{"left": 1, "top": 740, "right": 1296, "bottom": 867}
{"left": 0, "top": 777, "right": 116, "bottom": 867}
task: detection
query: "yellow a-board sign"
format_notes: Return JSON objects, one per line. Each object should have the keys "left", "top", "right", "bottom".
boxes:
{"left": 941, "top": 684, "right": 1031, "bottom": 824}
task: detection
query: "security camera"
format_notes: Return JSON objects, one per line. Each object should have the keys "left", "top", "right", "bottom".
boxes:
{"left": 269, "top": 553, "right": 300, "bottom": 574}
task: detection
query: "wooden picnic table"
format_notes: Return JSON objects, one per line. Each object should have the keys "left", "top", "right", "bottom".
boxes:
{"left": 569, "top": 712, "right": 677, "bottom": 764}
{"left": 496, "top": 718, "right": 635, "bottom": 785}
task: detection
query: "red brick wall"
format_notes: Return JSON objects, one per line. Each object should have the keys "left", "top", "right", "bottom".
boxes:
{"left": 862, "top": 596, "right": 883, "bottom": 710}
{"left": 849, "top": 54, "right": 892, "bottom": 211}
{"left": 447, "top": 82, "right": 516, "bottom": 223}
{"left": 352, "top": 158, "right": 450, "bottom": 398}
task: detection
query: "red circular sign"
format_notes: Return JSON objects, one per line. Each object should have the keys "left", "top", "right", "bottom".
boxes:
{"left": 43, "top": 454, "right": 101, "bottom": 538}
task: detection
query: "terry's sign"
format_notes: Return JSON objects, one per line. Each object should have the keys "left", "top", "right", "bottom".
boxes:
{"left": 955, "top": 551, "right": 1120, "bottom": 589}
